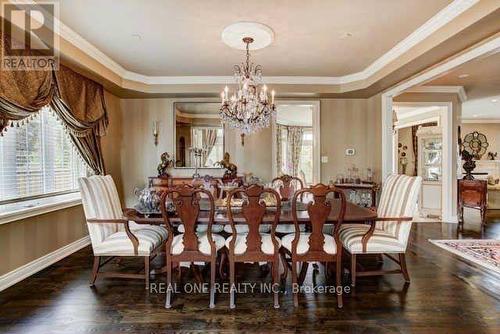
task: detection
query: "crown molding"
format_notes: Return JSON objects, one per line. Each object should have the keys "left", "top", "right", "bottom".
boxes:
{"left": 7, "top": 0, "right": 479, "bottom": 86}
{"left": 404, "top": 85, "right": 468, "bottom": 102}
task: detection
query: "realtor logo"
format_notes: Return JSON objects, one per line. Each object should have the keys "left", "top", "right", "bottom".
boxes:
{"left": 1, "top": 1, "right": 59, "bottom": 71}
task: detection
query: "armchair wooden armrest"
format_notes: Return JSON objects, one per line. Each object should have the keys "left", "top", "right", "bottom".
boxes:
{"left": 86, "top": 218, "right": 139, "bottom": 255}
{"left": 360, "top": 216, "right": 413, "bottom": 252}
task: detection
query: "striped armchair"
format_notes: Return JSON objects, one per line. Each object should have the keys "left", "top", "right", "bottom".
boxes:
{"left": 79, "top": 175, "right": 167, "bottom": 288}
{"left": 339, "top": 174, "right": 422, "bottom": 285}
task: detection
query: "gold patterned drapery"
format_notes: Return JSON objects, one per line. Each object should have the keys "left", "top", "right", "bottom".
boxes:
{"left": 0, "top": 31, "right": 108, "bottom": 174}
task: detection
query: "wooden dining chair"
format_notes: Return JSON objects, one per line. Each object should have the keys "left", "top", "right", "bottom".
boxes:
{"left": 272, "top": 174, "right": 306, "bottom": 234}
{"left": 339, "top": 174, "right": 422, "bottom": 286}
{"left": 79, "top": 175, "right": 167, "bottom": 289}
{"left": 272, "top": 174, "right": 304, "bottom": 201}
{"left": 177, "top": 177, "right": 224, "bottom": 234}
{"left": 281, "top": 184, "right": 346, "bottom": 308}
{"left": 160, "top": 185, "right": 225, "bottom": 308}
{"left": 225, "top": 184, "right": 282, "bottom": 309}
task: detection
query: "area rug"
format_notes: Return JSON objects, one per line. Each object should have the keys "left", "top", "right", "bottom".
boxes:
{"left": 429, "top": 239, "right": 500, "bottom": 274}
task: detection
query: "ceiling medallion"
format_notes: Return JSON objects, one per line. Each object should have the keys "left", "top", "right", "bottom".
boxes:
{"left": 220, "top": 23, "right": 276, "bottom": 142}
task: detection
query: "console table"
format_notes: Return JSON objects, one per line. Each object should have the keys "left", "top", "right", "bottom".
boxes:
{"left": 333, "top": 182, "right": 379, "bottom": 207}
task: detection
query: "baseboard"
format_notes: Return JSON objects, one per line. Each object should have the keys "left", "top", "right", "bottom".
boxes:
{"left": 0, "top": 235, "right": 90, "bottom": 292}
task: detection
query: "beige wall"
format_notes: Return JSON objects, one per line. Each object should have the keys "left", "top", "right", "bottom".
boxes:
{"left": 461, "top": 123, "right": 500, "bottom": 159}
{"left": 0, "top": 90, "right": 123, "bottom": 277}
{"left": 320, "top": 95, "right": 382, "bottom": 183}
{"left": 119, "top": 96, "right": 383, "bottom": 205}
{"left": 0, "top": 206, "right": 87, "bottom": 275}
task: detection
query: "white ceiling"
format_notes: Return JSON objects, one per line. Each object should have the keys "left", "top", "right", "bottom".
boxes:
{"left": 461, "top": 96, "right": 500, "bottom": 120}
{"left": 56, "top": 0, "right": 453, "bottom": 77}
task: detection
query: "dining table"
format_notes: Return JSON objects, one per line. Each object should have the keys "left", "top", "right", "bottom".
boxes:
{"left": 124, "top": 199, "right": 378, "bottom": 225}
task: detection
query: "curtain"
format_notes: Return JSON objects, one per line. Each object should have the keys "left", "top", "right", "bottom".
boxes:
{"left": 276, "top": 124, "right": 284, "bottom": 175}
{"left": 287, "top": 126, "right": 304, "bottom": 177}
{"left": 201, "top": 128, "right": 217, "bottom": 166}
{"left": 411, "top": 125, "right": 419, "bottom": 176}
{"left": 0, "top": 32, "right": 109, "bottom": 175}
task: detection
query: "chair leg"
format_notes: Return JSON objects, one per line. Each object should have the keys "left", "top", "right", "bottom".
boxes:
{"left": 399, "top": 253, "right": 410, "bottom": 283}
{"left": 210, "top": 259, "right": 216, "bottom": 309}
{"left": 279, "top": 248, "right": 289, "bottom": 283}
{"left": 273, "top": 258, "right": 280, "bottom": 309}
{"left": 351, "top": 254, "right": 357, "bottom": 287}
{"left": 298, "top": 262, "right": 309, "bottom": 285}
{"left": 292, "top": 260, "right": 299, "bottom": 307}
{"left": 144, "top": 257, "right": 150, "bottom": 290}
{"left": 165, "top": 257, "right": 173, "bottom": 309}
{"left": 336, "top": 249, "right": 343, "bottom": 308}
{"left": 90, "top": 256, "right": 100, "bottom": 286}
{"left": 219, "top": 249, "right": 228, "bottom": 279}
{"left": 229, "top": 259, "right": 236, "bottom": 309}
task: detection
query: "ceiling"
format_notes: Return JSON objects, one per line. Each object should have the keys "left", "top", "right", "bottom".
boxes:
{"left": 424, "top": 51, "right": 500, "bottom": 100}
{"left": 423, "top": 51, "right": 500, "bottom": 119}
{"left": 57, "top": 0, "right": 452, "bottom": 77}
{"left": 175, "top": 102, "right": 220, "bottom": 115}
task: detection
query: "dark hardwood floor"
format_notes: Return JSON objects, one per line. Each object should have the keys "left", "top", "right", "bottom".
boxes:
{"left": 1, "top": 214, "right": 499, "bottom": 333}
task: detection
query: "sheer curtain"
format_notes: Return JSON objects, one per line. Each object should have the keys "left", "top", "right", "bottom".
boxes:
{"left": 202, "top": 128, "right": 218, "bottom": 166}
{"left": 276, "top": 125, "right": 285, "bottom": 175}
{"left": 287, "top": 126, "right": 304, "bottom": 177}
{"left": 276, "top": 125, "right": 304, "bottom": 177}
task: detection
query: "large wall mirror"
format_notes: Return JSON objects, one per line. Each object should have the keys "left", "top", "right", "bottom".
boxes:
{"left": 174, "top": 102, "right": 224, "bottom": 168}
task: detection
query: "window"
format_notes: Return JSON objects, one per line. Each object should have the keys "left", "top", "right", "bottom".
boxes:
{"left": 0, "top": 107, "right": 89, "bottom": 203}
{"left": 278, "top": 126, "right": 313, "bottom": 184}
{"left": 191, "top": 127, "right": 224, "bottom": 167}
{"left": 299, "top": 129, "right": 313, "bottom": 183}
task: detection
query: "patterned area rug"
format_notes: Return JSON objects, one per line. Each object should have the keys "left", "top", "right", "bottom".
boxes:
{"left": 429, "top": 239, "right": 500, "bottom": 274}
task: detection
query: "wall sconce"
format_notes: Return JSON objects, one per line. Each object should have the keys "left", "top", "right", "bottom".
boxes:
{"left": 153, "top": 121, "right": 159, "bottom": 146}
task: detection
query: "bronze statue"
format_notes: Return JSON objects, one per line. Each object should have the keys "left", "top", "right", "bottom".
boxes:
{"left": 157, "top": 152, "right": 174, "bottom": 177}
{"left": 215, "top": 152, "right": 238, "bottom": 178}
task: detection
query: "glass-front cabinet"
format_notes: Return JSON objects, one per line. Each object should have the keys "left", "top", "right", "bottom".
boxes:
{"left": 417, "top": 126, "right": 443, "bottom": 218}
{"left": 421, "top": 137, "right": 442, "bottom": 181}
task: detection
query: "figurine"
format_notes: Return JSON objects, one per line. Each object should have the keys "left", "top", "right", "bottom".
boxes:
{"left": 215, "top": 152, "right": 238, "bottom": 178}
{"left": 157, "top": 152, "right": 174, "bottom": 177}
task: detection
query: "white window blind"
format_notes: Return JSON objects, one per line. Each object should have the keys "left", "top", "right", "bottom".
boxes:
{"left": 0, "top": 107, "right": 89, "bottom": 203}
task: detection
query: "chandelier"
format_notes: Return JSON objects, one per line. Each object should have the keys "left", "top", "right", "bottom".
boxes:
{"left": 220, "top": 37, "right": 276, "bottom": 136}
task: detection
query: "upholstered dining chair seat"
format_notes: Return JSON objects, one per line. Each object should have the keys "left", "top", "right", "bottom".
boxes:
{"left": 93, "top": 224, "right": 168, "bottom": 256}
{"left": 225, "top": 233, "right": 281, "bottom": 255}
{"left": 178, "top": 224, "right": 224, "bottom": 233}
{"left": 339, "top": 224, "right": 406, "bottom": 253}
{"left": 172, "top": 233, "right": 226, "bottom": 255}
{"left": 275, "top": 224, "right": 306, "bottom": 234}
{"left": 281, "top": 232, "right": 337, "bottom": 255}
{"left": 223, "top": 224, "right": 271, "bottom": 234}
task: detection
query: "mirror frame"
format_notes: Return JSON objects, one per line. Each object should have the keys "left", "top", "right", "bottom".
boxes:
{"left": 173, "top": 101, "right": 226, "bottom": 169}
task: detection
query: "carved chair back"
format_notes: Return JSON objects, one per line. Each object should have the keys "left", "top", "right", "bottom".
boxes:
{"left": 272, "top": 174, "right": 304, "bottom": 201}
{"left": 226, "top": 184, "right": 281, "bottom": 258}
{"left": 160, "top": 184, "right": 216, "bottom": 257}
{"left": 376, "top": 174, "right": 422, "bottom": 246}
{"left": 291, "top": 184, "right": 346, "bottom": 258}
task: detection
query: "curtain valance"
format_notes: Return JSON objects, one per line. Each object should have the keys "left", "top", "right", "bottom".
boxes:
{"left": 0, "top": 31, "right": 108, "bottom": 174}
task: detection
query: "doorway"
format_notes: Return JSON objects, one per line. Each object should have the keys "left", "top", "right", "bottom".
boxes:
{"left": 272, "top": 101, "right": 320, "bottom": 184}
